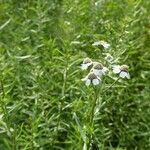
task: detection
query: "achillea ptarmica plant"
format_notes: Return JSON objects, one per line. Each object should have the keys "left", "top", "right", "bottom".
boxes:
{"left": 105, "top": 53, "right": 114, "bottom": 63}
{"left": 81, "top": 57, "right": 93, "bottom": 70}
{"left": 113, "top": 65, "right": 130, "bottom": 79}
{"left": 82, "top": 72, "right": 101, "bottom": 86}
{"left": 80, "top": 56, "right": 130, "bottom": 149}
{"left": 92, "top": 40, "right": 110, "bottom": 49}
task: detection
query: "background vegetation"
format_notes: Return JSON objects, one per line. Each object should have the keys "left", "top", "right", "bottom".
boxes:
{"left": 0, "top": 0, "right": 150, "bottom": 149}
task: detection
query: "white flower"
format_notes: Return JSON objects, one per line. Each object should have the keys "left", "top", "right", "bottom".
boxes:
{"left": 81, "top": 58, "right": 93, "bottom": 70}
{"left": 105, "top": 53, "right": 114, "bottom": 63}
{"left": 82, "top": 72, "right": 101, "bottom": 86}
{"left": 91, "top": 63, "right": 108, "bottom": 77}
{"left": 113, "top": 65, "right": 130, "bottom": 79}
{"left": 92, "top": 41, "right": 110, "bottom": 49}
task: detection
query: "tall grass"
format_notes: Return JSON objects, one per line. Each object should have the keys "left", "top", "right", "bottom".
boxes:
{"left": 0, "top": 0, "right": 150, "bottom": 149}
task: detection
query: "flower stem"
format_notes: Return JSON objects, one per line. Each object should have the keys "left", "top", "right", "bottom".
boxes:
{"left": 87, "top": 87, "right": 98, "bottom": 150}
{"left": 55, "top": 66, "right": 68, "bottom": 146}
{"left": 90, "top": 88, "right": 98, "bottom": 126}
{"left": 103, "top": 77, "right": 120, "bottom": 93}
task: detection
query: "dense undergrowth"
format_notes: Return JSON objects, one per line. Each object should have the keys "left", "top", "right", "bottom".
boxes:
{"left": 0, "top": 0, "right": 150, "bottom": 149}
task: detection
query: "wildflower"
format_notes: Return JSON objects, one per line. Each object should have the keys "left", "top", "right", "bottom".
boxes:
{"left": 81, "top": 58, "right": 93, "bottom": 70}
{"left": 91, "top": 62, "right": 108, "bottom": 77}
{"left": 113, "top": 65, "right": 130, "bottom": 79}
{"left": 105, "top": 53, "right": 114, "bottom": 63}
{"left": 92, "top": 41, "right": 110, "bottom": 49}
{"left": 82, "top": 72, "right": 101, "bottom": 86}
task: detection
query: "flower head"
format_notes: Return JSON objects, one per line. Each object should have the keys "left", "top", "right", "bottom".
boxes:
{"left": 113, "top": 65, "right": 130, "bottom": 79}
{"left": 91, "top": 62, "right": 108, "bottom": 77}
{"left": 105, "top": 53, "right": 114, "bottom": 63}
{"left": 81, "top": 58, "right": 93, "bottom": 70}
{"left": 82, "top": 72, "right": 101, "bottom": 86}
{"left": 92, "top": 41, "right": 110, "bottom": 49}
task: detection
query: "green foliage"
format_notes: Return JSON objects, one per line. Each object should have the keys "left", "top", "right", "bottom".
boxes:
{"left": 0, "top": 0, "right": 150, "bottom": 149}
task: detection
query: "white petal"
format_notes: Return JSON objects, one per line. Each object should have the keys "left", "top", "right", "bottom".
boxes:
{"left": 113, "top": 66, "right": 121, "bottom": 74}
{"left": 93, "top": 69, "right": 103, "bottom": 77}
{"left": 87, "top": 62, "right": 93, "bottom": 67}
{"left": 100, "top": 41, "right": 110, "bottom": 49}
{"left": 92, "top": 41, "right": 110, "bottom": 49}
{"left": 119, "top": 71, "right": 128, "bottom": 78}
{"left": 92, "top": 41, "right": 100, "bottom": 46}
{"left": 81, "top": 64, "right": 88, "bottom": 70}
{"left": 126, "top": 73, "right": 130, "bottom": 79}
{"left": 85, "top": 79, "right": 91, "bottom": 86}
{"left": 92, "top": 69, "right": 100, "bottom": 76}
{"left": 103, "top": 43, "right": 110, "bottom": 49}
{"left": 92, "top": 79, "right": 100, "bottom": 85}
{"left": 102, "top": 67, "right": 108, "bottom": 75}
{"left": 99, "top": 71, "right": 104, "bottom": 77}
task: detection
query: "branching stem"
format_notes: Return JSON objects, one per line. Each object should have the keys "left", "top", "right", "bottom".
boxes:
{"left": 87, "top": 87, "right": 99, "bottom": 150}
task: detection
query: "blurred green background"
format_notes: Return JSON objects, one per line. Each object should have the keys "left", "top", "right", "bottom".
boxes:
{"left": 0, "top": 0, "right": 150, "bottom": 149}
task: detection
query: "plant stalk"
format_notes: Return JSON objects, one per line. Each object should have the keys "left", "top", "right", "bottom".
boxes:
{"left": 87, "top": 87, "right": 98, "bottom": 150}
{"left": 103, "top": 77, "right": 120, "bottom": 93}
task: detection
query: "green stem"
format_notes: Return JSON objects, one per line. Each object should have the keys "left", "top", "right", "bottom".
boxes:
{"left": 87, "top": 87, "right": 98, "bottom": 150}
{"left": 86, "top": 78, "right": 119, "bottom": 149}
{"left": 58, "top": 68, "right": 67, "bottom": 127}
{"left": 0, "top": 79, "right": 5, "bottom": 98}
{"left": 55, "top": 67, "right": 67, "bottom": 146}
{"left": 90, "top": 88, "right": 98, "bottom": 126}
{"left": 103, "top": 77, "right": 120, "bottom": 93}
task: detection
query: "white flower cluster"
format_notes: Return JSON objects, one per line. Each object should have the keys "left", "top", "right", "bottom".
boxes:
{"left": 92, "top": 40, "right": 110, "bottom": 49}
{"left": 81, "top": 58, "right": 130, "bottom": 86}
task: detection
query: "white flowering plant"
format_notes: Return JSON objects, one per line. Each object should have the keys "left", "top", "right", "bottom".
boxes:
{"left": 79, "top": 41, "right": 130, "bottom": 150}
